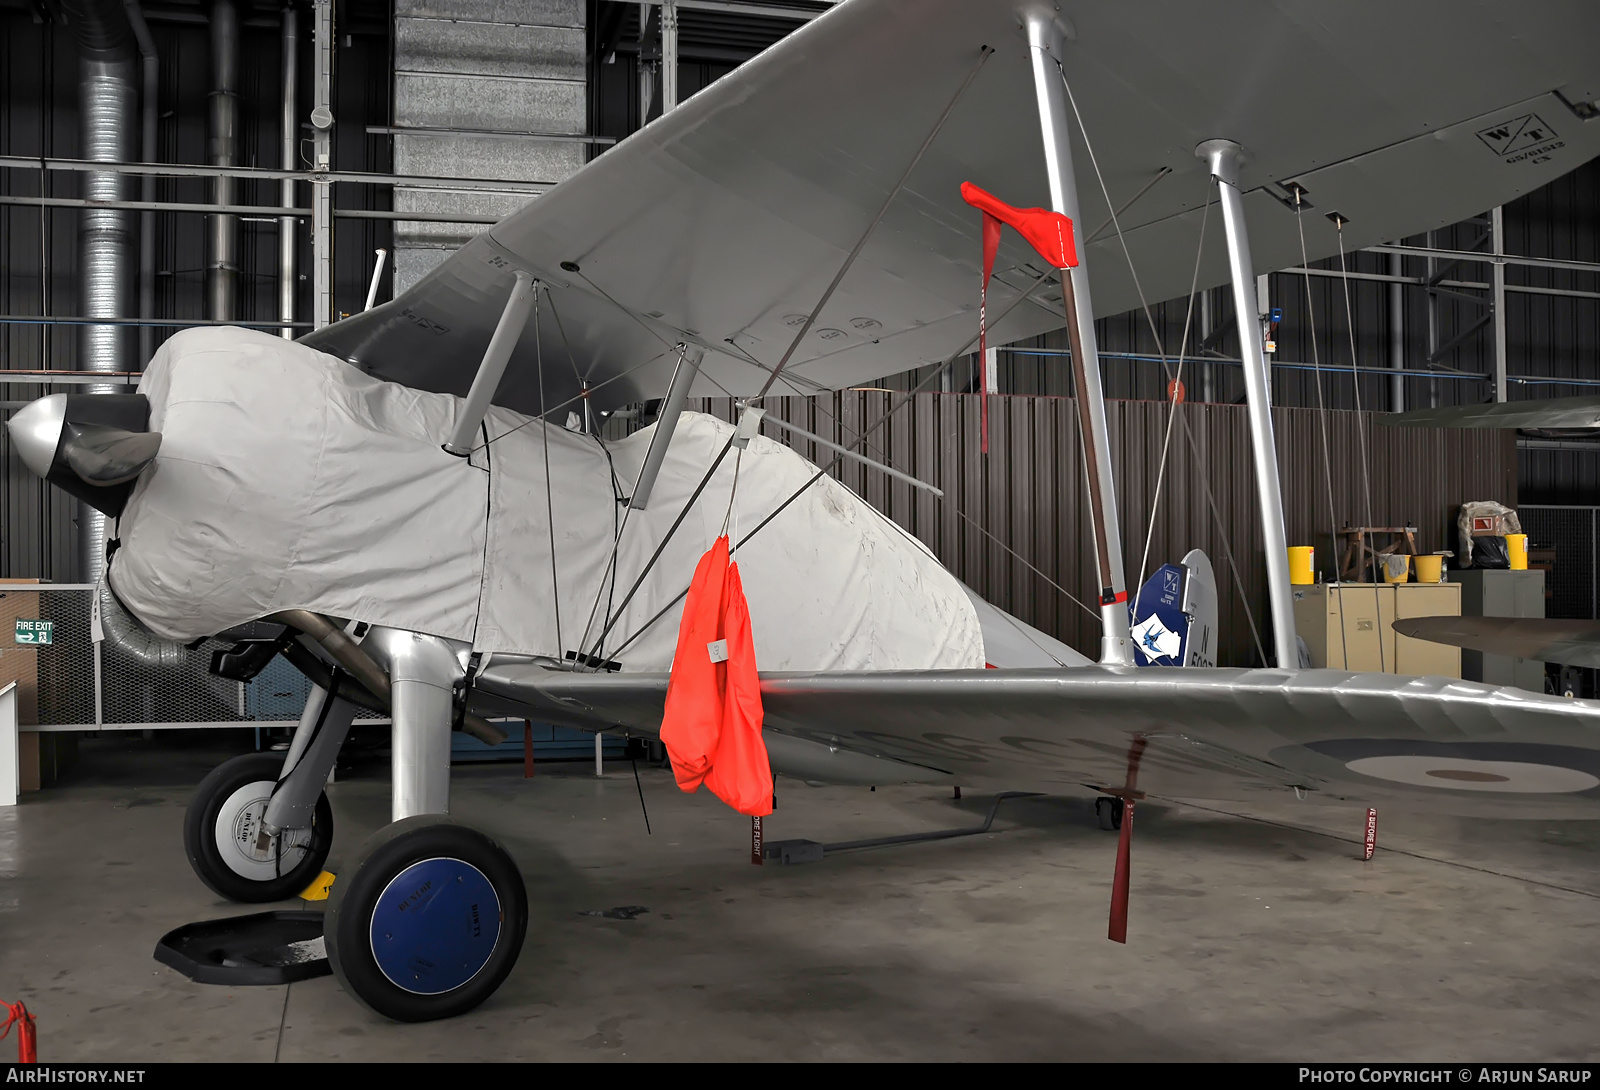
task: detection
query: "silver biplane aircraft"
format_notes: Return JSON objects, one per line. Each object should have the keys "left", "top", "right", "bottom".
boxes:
{"left": 11, "top": 0, "right": 1600, "bottom": 1022}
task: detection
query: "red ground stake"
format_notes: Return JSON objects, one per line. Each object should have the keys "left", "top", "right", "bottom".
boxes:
{"left": 2, "top": 1001, "right": 36, "bottom": 1063}
{"left": 1363, "top": 807, "right": 1378, "bottom": 860}
{"left": 523, "top": 720, "right": 535, "bottom": 779}
{"left": 751, "top": 815, "right": 763, "bottom": 865}
{"left": 1108, "top": 799, "right": 1135, "bottom": 943}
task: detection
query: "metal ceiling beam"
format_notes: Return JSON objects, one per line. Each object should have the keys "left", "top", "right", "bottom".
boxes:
{"left": 1367, "top": 243, "right": 1600, "bottom": 276}
{"left": 631, "top": 0, "right": 832, "bottom": 21}
{"left": 0, "top": 154, "right": 551, "bottom": 193}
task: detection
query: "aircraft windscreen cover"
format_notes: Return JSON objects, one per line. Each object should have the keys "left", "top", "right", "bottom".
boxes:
{"left": 109, "top": 328, "right": 981, "bottom": 672}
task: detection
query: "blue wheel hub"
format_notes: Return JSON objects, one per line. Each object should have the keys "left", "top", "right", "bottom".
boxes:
{"left": 369, "top": 857, "right": 502, "bottom": 995}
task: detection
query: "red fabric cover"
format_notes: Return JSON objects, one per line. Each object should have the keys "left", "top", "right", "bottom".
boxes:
{"left": 959, "top": 182, "right": 1078, "bottom": 455}
{"left": 959, "top": 182, "right": 1078, "bottom": 269}
{"left": 702, "top": 561, "right": 773, "bottom": 816}
{"left": 659, "top": 536, "right": 774, "bottom": 816}
{"left": 660, "top": 536, "right": 729, "bottom": 791}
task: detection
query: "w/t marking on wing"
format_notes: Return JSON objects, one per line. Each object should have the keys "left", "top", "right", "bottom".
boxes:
{"left": 1476, "top": 113, "right": 1557, "bottom": 156}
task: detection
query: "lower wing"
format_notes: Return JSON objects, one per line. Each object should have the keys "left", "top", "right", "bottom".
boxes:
{"left": 473, "top": 664, "right": 1600, "bottom": 815}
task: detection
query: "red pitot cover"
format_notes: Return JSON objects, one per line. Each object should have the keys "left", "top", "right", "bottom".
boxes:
{"left": 659, "top": 536, "right": 773, "bottom": 816}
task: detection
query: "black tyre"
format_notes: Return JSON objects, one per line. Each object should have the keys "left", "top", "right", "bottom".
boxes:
{"left": 326, "top": 816, "right": 528, "bottom": 1023}
{"left": 183, "top": 752, "right": 334, "bottom": 903}
{"left": 1095, "top": 796, "right": 1124, "bottom": 832}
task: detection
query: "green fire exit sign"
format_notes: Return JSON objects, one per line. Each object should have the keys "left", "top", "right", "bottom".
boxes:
{"left": 14, "top": 619, "right": 52, "bottom": 645}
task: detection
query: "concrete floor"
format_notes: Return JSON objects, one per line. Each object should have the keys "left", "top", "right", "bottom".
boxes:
{"left": 1, "top": 732, "right": 1597, "bottom": 1062}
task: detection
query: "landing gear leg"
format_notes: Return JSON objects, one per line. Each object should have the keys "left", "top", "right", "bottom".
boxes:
{"left": 183, "top": 684, "right": 353, "bottom": 902}
{"left": 326, "top": 628, "right": 528, "bottom": 1022}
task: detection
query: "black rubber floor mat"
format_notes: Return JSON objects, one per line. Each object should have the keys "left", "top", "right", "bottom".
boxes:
{"left": 155, "top": 910, "right": 330, "bottom": 986}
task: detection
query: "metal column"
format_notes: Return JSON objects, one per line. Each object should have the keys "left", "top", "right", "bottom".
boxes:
{"left": 1024, "top": 11, "right": 1131, "bottom": 665}
{"left": 206, "top": 0, "right": 240, "bottom": 322}
{"left": 279, "top": 4, "right": 298, "bottom": 339}
{"left": 1196, "top": 139, "right": 1297, "bottom": 669}
{"left": 1388, "top": 252, "right": 1404, "bottom": 412}
{"left": 661, "top": 0, "right": 679, "bottom": 112}
{"left": 1491, "top": 205, "right": 1507, "bottom": 402}
{"left": 310, "top": 0, "right": 334, "bottom": 330}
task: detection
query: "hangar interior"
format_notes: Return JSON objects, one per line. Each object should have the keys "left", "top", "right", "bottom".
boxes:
{"left": 0, "top": 0, "right": 1598, "bottom": 1064}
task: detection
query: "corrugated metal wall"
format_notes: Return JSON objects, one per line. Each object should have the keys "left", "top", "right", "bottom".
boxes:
{"left": 695, "top": 393, "right": 1515, "bottom": 667}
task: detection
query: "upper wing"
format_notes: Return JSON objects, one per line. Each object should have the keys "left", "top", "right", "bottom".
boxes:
{"left": 473, "top": 663, "right": 1600, "bottom": 813}
{"left": 303, "top": 0, "right": 1600, "bottom": 418}
{"left": 1396, "top": 615, "right": 1600, "bottom": 670}
{"left": 1383, "top": 396, "right": 1600, "bottom": 430}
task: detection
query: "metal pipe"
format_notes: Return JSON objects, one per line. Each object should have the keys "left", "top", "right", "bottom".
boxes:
{"left": 279, "top": 5, "right": 298, "bottom": 339}
{"left": 443, "top": 271, "right": 537, "bottom": 455}
{"left": 1024, "top": 10, "right": 1132, "bottom": 666}
{"left": 630, "top": 347, "right": 703, "bottom": 509}
{"left": 1388, "top": 252, "right": 1404, "bottom": 412}
{"left": 363, "top": 248, "right": 388, "bottom": 311}
{"left": 756, "top": 409, "right": 943, "bottom": 497}
{"left": 1491, "top": 205, "right": 1507, "bottom": 402}
{"left": 207, "top": 0, "right": 239, "bottom": 322}
{"left": 61, "top": 0, "right": 139, "bottom": 584}
{"left": 122, "top": 2, "right": 157, "bottom": 368}
{"left": 268, "top": 609, "right": 507, "bottom": 745}
{"left": 0, "top": 195, "right": 507, "bottom": 226}
{"left": 311, "top": 0, "right": 334, "bottom": 330}
{"left": 1197, "top": 138, "right": 1296, "bottom": 669}
{"left": 0, "top": 154, "right": 552, "bottom": 193}
{"left": 364, "top": 125, "right": 614, "bottom": 145}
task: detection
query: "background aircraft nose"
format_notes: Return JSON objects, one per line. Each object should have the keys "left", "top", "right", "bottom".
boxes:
{"left": 7, "top": 393, "right": 68, "bottom": 479}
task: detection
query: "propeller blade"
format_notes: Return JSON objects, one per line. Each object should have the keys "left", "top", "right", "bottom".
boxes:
{"left": 58, "top": 423, "right": 162, "bottom": 486}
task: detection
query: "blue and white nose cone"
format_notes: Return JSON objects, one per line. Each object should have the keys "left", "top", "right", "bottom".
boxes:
{"left": 6, "top": 393, "right": 160, "bottom": 518}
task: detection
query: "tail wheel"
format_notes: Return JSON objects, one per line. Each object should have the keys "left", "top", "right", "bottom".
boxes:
{"left": 326, "top": 816, "right": 528, "bottom": 1023}
{"left": 183, "top": 752, "right": 333, "bottom": 903}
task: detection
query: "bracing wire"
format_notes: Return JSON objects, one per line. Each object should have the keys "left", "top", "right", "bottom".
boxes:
{"left": 1131, "top": 183, "right": 1213, "bottom": 633}
{"left": 1293, "top": 192, "right": 1353, "bottom": 671}
{"left": 1335, "top": 220, "right": 1389, "bottom": 671}
{"left": 1059, "top": 65, "right": 1267, "bottom": 666}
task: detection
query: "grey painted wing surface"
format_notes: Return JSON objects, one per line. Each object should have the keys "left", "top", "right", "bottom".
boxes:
{"left": 303, "top": 1, "right": 1600, "bottom": 421}
{"left": 1396, "top": 615, "right": 1600, "bottom": 670}
{"left": 1381, "top": 396, "right": 1600, "bottom": 431}
{"left": 474, "top": 664, "right": 1600, "bottom": 815}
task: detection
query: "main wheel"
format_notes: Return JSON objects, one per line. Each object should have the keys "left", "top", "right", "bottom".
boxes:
{"left": 325, "top": 816, "right": 528, "bottom": 1023}
{"left": 1095, "top": 796, "right": 1124, "bottom": 831}
{"left": 183, "top": 752, "right": 334, "bottom": 903}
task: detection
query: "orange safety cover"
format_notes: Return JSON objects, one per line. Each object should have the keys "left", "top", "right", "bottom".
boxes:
{"left": 702, "top": 562, "right": 773, "bottom": 817}
{"left": 660, "top": 536, "right": 730, "bottom": 791}
{"left": 659, "top": 536, "right": 773, "bottom": 817}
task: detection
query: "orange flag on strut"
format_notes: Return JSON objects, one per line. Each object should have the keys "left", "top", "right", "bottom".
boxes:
{"left": 659, "top": 536, "right": 774, "bottom": 817}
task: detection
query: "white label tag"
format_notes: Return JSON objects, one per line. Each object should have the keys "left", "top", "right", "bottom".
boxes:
{"left": 90, "top": 588, "right": 104, "bottom": 644}
{"left": 706, "top": 639, "right": 729, "bottom": 663}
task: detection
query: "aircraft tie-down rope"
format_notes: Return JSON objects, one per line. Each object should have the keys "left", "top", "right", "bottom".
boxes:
{"left": 1292, "top": 186, "right": 1356, "bottom": 671}
{"left": 1059, "top": 63, "right": 1268, "bottom": 666}
{"left": 574, "top": 47, "right": 995, "bottom": 669}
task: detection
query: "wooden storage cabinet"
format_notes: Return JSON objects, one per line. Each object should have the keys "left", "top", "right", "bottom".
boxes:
{"left": 1291, "top": 582, "right": 1461, "bottom": 677}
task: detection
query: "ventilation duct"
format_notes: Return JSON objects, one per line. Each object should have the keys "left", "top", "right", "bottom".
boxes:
{"left": 59, "top": 0, "right": 138, "bottom": 583}
{"left": 208, "top": 0, "right": 240, "bottom": 321}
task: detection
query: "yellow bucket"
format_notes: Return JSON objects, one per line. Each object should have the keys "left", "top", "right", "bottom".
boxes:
{"left": 1507, "top": 533, "right": 1529, "bottom": 570}
{"left": 1288, "top": 546, "right": 1315, "bottom": 585}
{"left": 1413, "top": 554, "right": 1445, "bottom": 583}
{"left": 1380, "top": 554, "right": 1411, "bottom": 583}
